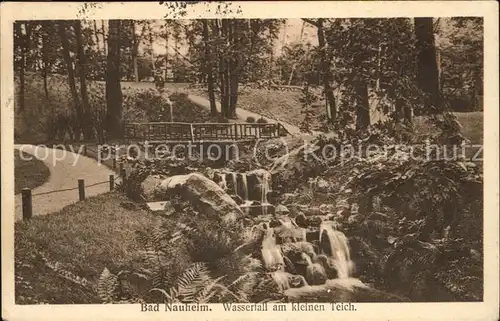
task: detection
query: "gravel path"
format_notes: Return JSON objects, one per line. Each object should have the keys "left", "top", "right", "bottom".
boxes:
{"left": 14, "top": 144, "right": 116, "bottom": 221}
{"left": 186, "top": 93, "right": 303, "bottom": 135}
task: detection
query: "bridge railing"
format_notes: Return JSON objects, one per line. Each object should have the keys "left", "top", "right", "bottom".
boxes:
{"left": 124, "top": 122, "right": 288, "bottom": 142}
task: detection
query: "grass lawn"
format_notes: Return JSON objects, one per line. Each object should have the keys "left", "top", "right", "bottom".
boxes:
{"left": 454, "top": 111, "right": 483, "bottom": 145}
{"left": 191, "top": 86, "right": 306, "bottom": 127}
{"left": 15, "top": 191, "right": 162, "bottom": 304}
{"left": 14, "top": 150, "right": 51, "bottom": 195}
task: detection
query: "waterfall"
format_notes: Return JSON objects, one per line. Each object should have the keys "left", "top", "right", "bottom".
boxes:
{"left": 319, "top": 223, "right": 354, "bottom": 279}
{"left": 261, "top": 171, "right": 271, "bottom": 215}
{"left": 271, "top": 271, "right": 291, "bottom": 291}
{"left": 261, "top": 228, "right": 284, "bottom": 271}
{"left": 241, "top": 174, "right": 249, "bottom": 201}
{"left": 231, "top": 172, "right": 238, "bottom": 196}
{"left": 261, "top": 171, "right": 271, "bottom": 204}
{"left": 301, "top": 253, "right": 328, "bottom": 285}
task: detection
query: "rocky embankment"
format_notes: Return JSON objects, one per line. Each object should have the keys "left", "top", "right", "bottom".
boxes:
{"left": 135, "top": 162, "right": 406, "bottom": 302}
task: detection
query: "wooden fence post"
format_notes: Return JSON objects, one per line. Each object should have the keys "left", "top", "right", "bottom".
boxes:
{"left": 21, "top": 188, "right": 32, "bottom": 220}
{"left": 109, "top": 175, "right": 115, "bottom": 191}
{"left": 78, "top": 179, "right": 85, "bottom": 201}
{"left": 83, "top": 145, "right": 87, "bottom": 156}
{"left": 113, "top": 157, "right": 117, "bottom": 169}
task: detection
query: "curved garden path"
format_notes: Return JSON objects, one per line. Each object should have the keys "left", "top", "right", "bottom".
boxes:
{"left": 186, "top": 93, "right": 304, "bottom": 135}
{"left": 14, "top": 144, "right": 116, "bottom": 221}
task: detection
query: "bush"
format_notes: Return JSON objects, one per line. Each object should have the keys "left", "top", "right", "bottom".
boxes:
{"left": 256, "top": 117, "right": 268, "bottom": 124}
{"left": 246, "top": 116, "right": 256, "bottom": 123}
{"left": 327, "top": 150, "right": 483, "bottom": 301}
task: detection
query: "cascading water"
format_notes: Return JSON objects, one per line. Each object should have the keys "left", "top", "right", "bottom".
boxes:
{"left": 261, "top": 228, "right": 285, "bottom": 271}
{"left": 319, "top": 223, "right": 354, "bottom": 279}
{"left": 231, "top": 172, "right": 238, "bottom": 196}
{"left": 255, "top": 170, "right": 271, "bottom": 215}
{"left": 261, "top": 171, "right": 271, "bottom": 204}
{"left": 241, "top": 174, "right": 249, "bottom": 201}
{"left": 271, "top": 271, "right": 291, "bottom": 291}
{"left": 301, "top": 253, "right": 328, "bottom": 285}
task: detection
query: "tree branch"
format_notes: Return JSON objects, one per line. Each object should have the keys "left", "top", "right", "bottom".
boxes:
{"left": 302, "top": 18, "right": 321, "bottom": 28}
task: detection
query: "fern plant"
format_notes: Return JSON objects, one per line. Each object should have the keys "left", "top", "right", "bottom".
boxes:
{"left": 150, "top": 262, "right": 223, "bottom": 303}
{"left": 97, "top": 268, "right": 119, "bottom": 304}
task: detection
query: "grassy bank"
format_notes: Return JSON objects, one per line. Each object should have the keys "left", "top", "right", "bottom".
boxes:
{"left": 15, "top": 192, "right": 162, "bottom": 304}
{"left": 190, "top": 86, "right": 483, "bottom": 143}
{"left": 14, "top": 150, "right": 51, "bottom": 195}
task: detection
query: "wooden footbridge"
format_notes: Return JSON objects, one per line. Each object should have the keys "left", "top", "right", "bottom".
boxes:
{"left": 124, "top": 121, "right": 290, "bottom": 144}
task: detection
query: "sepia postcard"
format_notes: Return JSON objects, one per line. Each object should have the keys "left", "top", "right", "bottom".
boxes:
{"left": 1, "top": 1, "right": 499, "bottom": 320}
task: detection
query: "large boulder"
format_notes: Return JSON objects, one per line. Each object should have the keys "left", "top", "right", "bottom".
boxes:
{"left": 269, "top": 143, "right": 327, "bottom": 193}
{"left": 141, "top": 174, "right": 168, "bottom": 201}
{"left": 156, "top": 173, "right": 243, "bottom": 223}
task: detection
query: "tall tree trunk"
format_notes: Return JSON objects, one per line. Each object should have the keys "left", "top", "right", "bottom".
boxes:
{"left": 24, "top": 23, "right": 33, "bottom": 72}
{"left": 216, "top": 20, "right": 229, "bottom": 118}
{"left": 58, "top": 21, "right": 83, "bottom": 140}
{"left": 41, "top": 21, "right": 50, "bottom": 111}
{"left": 202, "top": 20, "right": 217, "bottom": 116}
{"left": 415, "top": 17, "right": 441, "bottom": 114}
{"left": 15, "top": 22, "right": 26, "bottom": 113}
{"left": 269, "top": 37, "right": 274, "bottom": 83}
{"left": 131, "top": 21, "right": 139, "bottom": 82}
{"left": 355, "top": 80, "right": 370, "bottom": 130}
{"left": 228, "top": 20, "right": 239, "bottom": 118}
{"left": 101, "top": 20, "right": 107, "bottom": 55}
{"left": 106, "top": 20, "right": 123, "bottom": 139}
{"left": 473, "top": 71, "right": 482, "bottom": 110}
{"left": 93, "top": 20, "right": 101, "bottom": 53}
{"left": 280, "top": 22, "right": 288, "bottom": 85}
{"left": 74, "top": 20, "right": 93, "bottom": 140}
{"left": 164, "top": 22, "right": 169, "bottom": 75}
{"left": 315, "top": 19, "right": 336, "bottom": 124}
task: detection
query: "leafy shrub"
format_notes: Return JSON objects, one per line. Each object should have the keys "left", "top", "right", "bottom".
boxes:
{"left": 256, "top": 117, "right": 268, "bottom": 124}
{"left": 246, "top": 116, "right": 256, "bottom": 123}
{"left": 96, "top": 202, "right": 264, "bottom": 304}
{"left": 324, "top": 148, "right": 483, "bottom": 301}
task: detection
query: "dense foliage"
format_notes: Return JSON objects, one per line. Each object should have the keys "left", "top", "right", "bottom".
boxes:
{"left": 13, "top": 11, "right": 484, "bottom": 305}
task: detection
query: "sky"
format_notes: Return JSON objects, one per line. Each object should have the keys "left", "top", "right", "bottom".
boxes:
{"left": 85, "top": 19, "right": 319, "bottom": 59}
{"left": 147, "top": 18, "right": 318, "bottom": 57}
